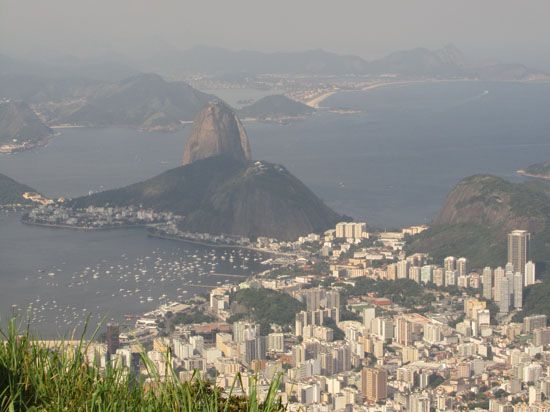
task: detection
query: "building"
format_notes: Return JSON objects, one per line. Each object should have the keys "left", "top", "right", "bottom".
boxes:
{"left": 525, "top": 261, "right": 536, "bottom": 286}
{"left": 457, "top": 257, "right": 469, "bottom": 277}
{"left": 233, "top": 321, "right": 259, "bottom": 343}
{"left": 482, "top": 267, "right": 493, "bottom": 300}
{"left": 508, "top": 230, "right": 530, "bottom": 276}
{"left": 361, "top": 367, "right": 388, "bottom": 402}
{"left": 498, "top": 276, "right": 510, "bottom": 314}
{"left": 335, "top": 222, "right": 368, "bottom": 240}
{"left": 395, "top": 316, "right": 413, "bottom": 346}
{"left": 444, "top": 256, "right": 456, "bottom": 272}
{"left": 524, "top": 315, "right": 547, "bottom": 333}
{"left": 513, "top": 272, "right": 523, "bottom": 309}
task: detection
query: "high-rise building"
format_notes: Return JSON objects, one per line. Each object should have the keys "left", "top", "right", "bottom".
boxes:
{"left": 444, "top": 256, "right": 456, "bottom": 272}
{"left": 525, "top": 261, "right": 536, "bottom": 286}
{"left": 267, "top": 333, "right": 284, "bottom": 352}
{"left": 493, "top": 267, "right": 505, "bottom": 302}
{"left": 457, "top": 257, "right": 469, "bottom": 277}
{"left": 395, "top": 317, "right": 413, "bottom": 346}
{"left": 397, "top": 260, "right": 409, "bottom": 279}
{"left": 433, "top": 268, "right": 444, "bottom": 287}
{"left": 233, "top": 321, "right": 259, "bottom": 343}
{"left": 363, "top": 308, "right": 376, "bottom": 331}
{"left": 482, "top": 267, "right": 493, "bottom": 299}
{"left": 106, "top": 323, "right": 120, "bottom": 356}
{"left": 508, "top": 230, "right": 531, "bottom": 276}
{"left": 498, "top": 276, "right": 510, "bottom": 314}
{"left": 361, "top": 367, "right": 388, "bottom": 402}
{"left": 513, "top": 272, "right": 523, "bottom": 309}
{"left": 335, "top": 222, "right": 367, "bottom": 240}
{"left": 420, "top": 265, "right": 434, "bottom": 284}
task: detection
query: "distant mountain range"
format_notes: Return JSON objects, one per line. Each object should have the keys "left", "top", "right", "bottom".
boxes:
{"left": 140, "top": 45, "right": 548, "bottom": 80}
{"left": 0, "top": 173, "right": 37, "bottom": 206}
{"left": 0, "top": 101, "right": 52, "bottom": 148}
{"left": 409, "top": 174, "right": 550, "bottom": 268}
{"left": 69, "top": 102, "right": 340, "bottom": 240}
{"left": 238, "top": 95, "right": 315, "bottom": 120}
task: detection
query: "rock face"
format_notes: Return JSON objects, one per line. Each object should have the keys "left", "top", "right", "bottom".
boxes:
{"left": 182, "top": 101, "right": 251, "bottom": 166}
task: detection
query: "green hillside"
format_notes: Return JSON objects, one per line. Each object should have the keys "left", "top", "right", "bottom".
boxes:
{"left": 69, "top": 156, "right": 340, "bottom": 240}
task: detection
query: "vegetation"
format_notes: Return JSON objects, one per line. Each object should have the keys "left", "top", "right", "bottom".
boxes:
{"left": 409, "top": 175, "right": 550, "bottom": 269}
{"left": 69, "top": 156, "right": 340, "bottom": 241}
{"left": 322, "top": 317, "right": 345, "bottom": 341}
{"left": 513, "top": 272, "right": 550, "bottom": 321}
{"left": 238, "top": 95, "right": 314, "bottom": 119}
{"left": 408, "top": 223, "right": 506, "bottom": 268}
{"left": 0, "top": 101, "right": 52, "bottom": 145}
{"left": 173, "top": 310, "right": 215, "bottom": 325}
{"left": 0, "top": 319, "right": 285, "bottom": 412}
{"left": 0, "top": 174, "right": 37, "bottom": 206}
{"left": 229, "top": 288, "right": 305, "bottom": 334}
{"left": 521, "top": 162, "right": 550, "bottom": 179}
{"left": 340, "top": 278, "right": 434, "bottom": 309}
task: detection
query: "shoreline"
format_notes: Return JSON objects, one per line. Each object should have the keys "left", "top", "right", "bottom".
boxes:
{"left": 21, "top": 219, "right": 148, "bottom": 232}
{"left": 147, "top": 230, "right": 297, "bottom": 257}
{"left": 18, "top": 218, "right": 298, "bottom": 257}
{"left": 517, "top": 170, "right": 550, "bottom": 181}
{"left": 307, "top": 78, "right": 550, "bottom": 110}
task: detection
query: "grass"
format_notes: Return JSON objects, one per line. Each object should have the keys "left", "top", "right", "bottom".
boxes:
{"left": 0, "top": 319, "right": 285, "bottom": 411}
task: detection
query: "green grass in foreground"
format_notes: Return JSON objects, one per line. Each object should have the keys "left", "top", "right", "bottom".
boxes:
{"left": 0, "top": 319, "right": 285, "bottom": 411}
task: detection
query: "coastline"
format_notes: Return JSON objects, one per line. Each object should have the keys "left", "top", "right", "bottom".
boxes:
{"left": 147, "top": 230, "right": 297, "bottom": 257}
{"left": 517, "top": 170, "right": 550, "bottom": 181}
{"left": 306, "top": 78, "right": 550, "bottom": 110}
{"left": 21, "top": 219, "right": 148, "bottom": 231}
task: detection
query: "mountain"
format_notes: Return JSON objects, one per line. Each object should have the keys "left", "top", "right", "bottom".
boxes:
{"left": 182, "top": 101, "right": 251, "bottom": 165}
{"left": 143, "top": 46, "right": 369, "bottom": 75}
{"left": 69, "top": 156, "right": 340, "bottom": 240}
{"left": 238, "top": 95, "right": 315, "bottom": 119}
{"left": 0, "top": 101, "right": 52, "bottom": 149}
{"left": 69, "top": 102, "right": 340, "bottom": 240}
{"left": 408, "top": 175, "right": 550, "bottom": 268}
{"left": 59, "top": 73, "right": 214, "bottom": 130}
{"left": 0, "top": 173, "right": 37, "bottom": 206}
{"left": 141, "top": 45, "right": 547, "bottom": 81}
{"left": 518, "top": 162, "right": 550, "bottom": 180}
{"left": 365, "top": 44, "right": 467, "bottom": 77}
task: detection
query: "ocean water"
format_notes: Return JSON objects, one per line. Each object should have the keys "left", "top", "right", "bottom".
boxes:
{"left": 1, "top": 80, "right": 550, "bottom": 334}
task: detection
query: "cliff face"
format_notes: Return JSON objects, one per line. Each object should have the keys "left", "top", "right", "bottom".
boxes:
{"left": 409, "top": 175, "right": 550, "bottom": 267}
{"left": 182, "top": 101, "right": 251, "bottom": 165}
{"left": 70, "top": 156, "right": 340, "bottom": 241}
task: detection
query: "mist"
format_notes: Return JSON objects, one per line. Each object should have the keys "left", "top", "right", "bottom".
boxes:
{"left": 2, "top": 0, "right": 550, "bottom": 69}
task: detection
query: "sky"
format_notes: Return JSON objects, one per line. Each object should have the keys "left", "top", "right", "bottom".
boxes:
{"left": 2, "top": 0, "right": 550, "bottom": 68}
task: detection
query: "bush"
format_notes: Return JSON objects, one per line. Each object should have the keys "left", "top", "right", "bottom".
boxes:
{"left": 0, "top": 319, "right": 285, "bottom": 411}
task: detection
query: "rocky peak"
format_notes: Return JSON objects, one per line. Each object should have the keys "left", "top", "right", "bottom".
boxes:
{"left": 182, "top": 101, "right": 252, "bottom": 166}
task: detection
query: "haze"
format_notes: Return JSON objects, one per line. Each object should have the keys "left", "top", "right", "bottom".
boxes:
{"left": 2, "top": 0, "right": 550, "bottom": 69}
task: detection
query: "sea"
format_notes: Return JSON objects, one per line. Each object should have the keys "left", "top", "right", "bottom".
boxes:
{"left": 1, "top": 80, "right": 550, "bottom": 335}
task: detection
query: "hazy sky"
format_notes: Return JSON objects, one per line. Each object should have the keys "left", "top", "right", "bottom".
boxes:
{"left": 2, "top": 0, "right": 550, "bottom": 67}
